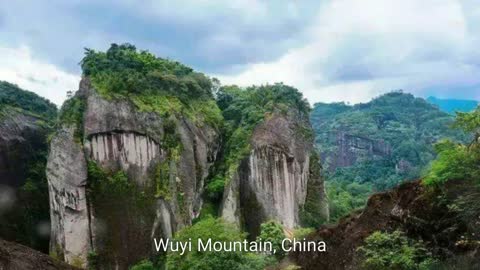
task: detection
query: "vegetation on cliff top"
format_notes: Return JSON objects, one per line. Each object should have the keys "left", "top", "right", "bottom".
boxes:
{"left": 204, "top": 83, "right": 312, "bottom": 206}
{"left": 80, "top": 43, "right": 222, "bottom": 128}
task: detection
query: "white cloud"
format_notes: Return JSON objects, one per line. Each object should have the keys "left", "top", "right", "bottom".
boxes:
{"left": 217, "top": 0, "right": 480, "bottom": 104}
{"left": 0, "top": 45, "right": 79, "bottom": 106}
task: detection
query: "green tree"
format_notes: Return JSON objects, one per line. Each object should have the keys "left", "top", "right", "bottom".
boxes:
{"left": 166, "top": 217, "right": 271, "bottom": 270}
{"left": 257, "top": 221, "right": 286, "bottom": 259}
{"left": 357, "top": 231, "right": 436, "bottom": 270}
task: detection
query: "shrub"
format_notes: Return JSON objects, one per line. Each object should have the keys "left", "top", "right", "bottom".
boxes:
{"left": 423, "top": 140, "right": 480, "bottom": 186}
{"left": 357, "top": 231, "right": 436, "bottom": 270}
{"left": 257, "top": 221, "right": 286, "bottom": 259}
{"left": 166, "top": 217, "right": 271, "bottom": 270}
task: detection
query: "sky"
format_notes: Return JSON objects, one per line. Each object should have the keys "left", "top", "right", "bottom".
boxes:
{"left": 0, "top": 0, "right": 479, "bottom": 106}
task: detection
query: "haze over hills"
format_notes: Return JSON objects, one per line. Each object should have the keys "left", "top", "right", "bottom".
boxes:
{"left": 427, "top": 96, "right": 479, "bottom": 114}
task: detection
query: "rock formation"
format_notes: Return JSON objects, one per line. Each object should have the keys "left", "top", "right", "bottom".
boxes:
{"left": 0, "top": 110, "right": 50, "bottom": 187}
{"left": 0, "top": 82, "right": 56, "bottom": 253}
{"left": 221, "top": 113, "right": 329, "bottom": 237}
{"left": 327, "top": 131, "right": 392, "bottom": 171}
{"left": 47, "top": 78, "right": 220, "bottom": 268}
{"left": 291, "top": 180, "right": 480, "bottom": 270}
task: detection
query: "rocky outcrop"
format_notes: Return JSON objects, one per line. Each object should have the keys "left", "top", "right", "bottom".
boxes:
{"left": 0, "top": 108, "right": 53, "bottom": 252}
{"left": 291, "top": 180, "right": 480, "bottom": 270}
{"left": 326, "top": 131, "right": 391, "bottom": 171}
{"left": 0, "top": 239, "right": 80, "bottom": 270}
{"left": 47, "top": 78, "right": 220, "bottom": 269}
{"left": 221, "top": 113, "right": 328, "bottom": 237}
{"left": 0, "top": 111, "right": 50, "bottom": 187}
{"left": 47, "top": 127, "right": 89, "bottom": 266}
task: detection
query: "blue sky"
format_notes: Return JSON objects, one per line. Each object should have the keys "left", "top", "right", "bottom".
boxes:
{"left": 0, "top": 0, "right": 479, "bottom": 106}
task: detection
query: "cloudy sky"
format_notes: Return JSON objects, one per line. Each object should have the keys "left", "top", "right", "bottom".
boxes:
{"left": 1, "top": 0, "right": 479, "bottom": 106}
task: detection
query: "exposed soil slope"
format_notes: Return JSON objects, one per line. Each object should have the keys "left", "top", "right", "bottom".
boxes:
{"left": 0, "top": 239, "right": 79, "bottom": 270}
{"left": 292, "top": 180, "right": 480, "bottom": 269}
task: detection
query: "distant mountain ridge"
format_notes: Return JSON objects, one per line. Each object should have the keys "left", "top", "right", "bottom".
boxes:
{"left": 427, "top": 96, "right": 478, "bottom": 114}
{"left": 311, "top": 91, "right": 468, "bottom": 191}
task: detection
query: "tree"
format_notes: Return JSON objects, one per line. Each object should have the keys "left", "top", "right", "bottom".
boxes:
{"left": 357, "top": 231, "right": 436, "bottom": 270}
{"left": 166, "top": 217, "right": 271, "bottom": 270}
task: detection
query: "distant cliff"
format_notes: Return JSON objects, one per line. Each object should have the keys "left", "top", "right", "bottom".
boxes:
{"left": 0, "top": 81, "right": 56, "bottom": 252}
{"left": 311, "top": 91, "right": 467, "bottom": 190}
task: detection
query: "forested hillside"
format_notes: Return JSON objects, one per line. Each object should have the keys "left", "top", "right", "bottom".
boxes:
{"left": 311, "top": 91, "right": 468, "bottom": 221}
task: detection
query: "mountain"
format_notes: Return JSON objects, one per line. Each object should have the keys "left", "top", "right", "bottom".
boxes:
{"left": 47, "top": 43, "right": 327, "bottom": 269}
{"left": 311, "top": 91, "right": 469, "bottom": 221}
{"left": 427, "top": 96, "right": 478, "bottom": 114}
{"left": 0, "top": 81, "right": 57, "bottom": 253}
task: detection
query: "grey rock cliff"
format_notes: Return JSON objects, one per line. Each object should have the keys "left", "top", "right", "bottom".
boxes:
{"left": 47, "top": 78, "right": 220, "bottom": 269}
{"left": 221, "top": 113, "right": 328, "bottom": 236}
{"left": 0, "top": 111, "right": 49, "bottom": 187}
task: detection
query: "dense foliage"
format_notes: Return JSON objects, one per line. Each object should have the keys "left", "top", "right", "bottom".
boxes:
{"left": 80, "top": 43, "right": 222, "bottom": 128}
{"left": 166, "top": 217, "right": 273, "bottom": 270}
{"left": 424, "top": 106, "right": 480, "bottom": 186}
{"left": 311, "top": 92, "right": 468, "bottom": 222}
{"left": 256, "top": 221, "right": 286, "bottom": 259}
{"left": 357, "top": 231, "right": 436, "bottom": 270}
{"left": 326, "top": 180, "right": 371, "bottom": 222}
{"left": 0, "top": 81, "right": 57, "bottom": 119}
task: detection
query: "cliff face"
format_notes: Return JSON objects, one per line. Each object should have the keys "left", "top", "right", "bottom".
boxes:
{"left": 47, "top": 78, "right": 220, "bottom": 268}
{"left": 221, "top": 113, "right": 328, "bottom": 237}
{"left": 311, "top": 92, "right": 467, "bottom": 190}
{"left": 327, "top": 131, "right": 392, "bottom": 171}
{"left": 0, "top": 111, "right": 50, "bottom": 187}
{"left": 0, "top": 84, "right": 56, "bottom": 253}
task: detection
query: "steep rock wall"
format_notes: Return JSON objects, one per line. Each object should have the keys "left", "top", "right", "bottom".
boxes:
{"left": 221, "top": 114, "right": 328, "bottom": 236}
{"left": 47, "top": 127, "right": 89, "bottom": 265}
{"left": 0, "top": 109, "right": 52, "bottom": 252}
{"left": 326, "top": 131, "right": 392, "bottom": 171}
{"left": 0, "top": 111, "right": 49, "bottom": 187}
{"left": 47, "top": 78, "right": 220, "bottom": 269}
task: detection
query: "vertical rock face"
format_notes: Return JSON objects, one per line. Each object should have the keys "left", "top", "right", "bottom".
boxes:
{"left": 0, "top": 112, "right": 49, "bottom": 187}
{"left": 47, "top": 127, "right": 89, "bottom": 265}
{"left": 328, "top": 131, "right": 392, "bottom": 171}
{"left": 85, "top": 132, "right": 162, "bottom": 185}
{"left": 221, "top": 114, "right": 328, "bottom": 236}
{"left": 0, "top": 109, "right": 53, "bottom": 252}
{"left": 47, "top": 78, "right": 220, "bottom": 269}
